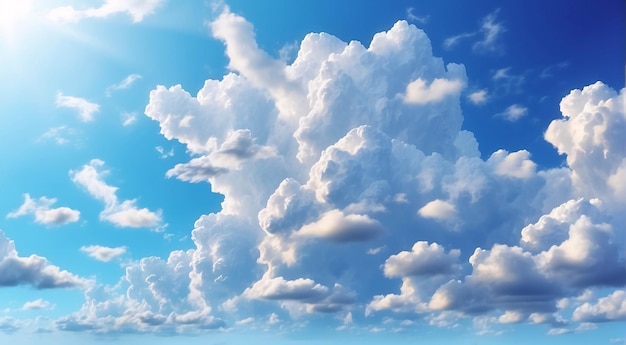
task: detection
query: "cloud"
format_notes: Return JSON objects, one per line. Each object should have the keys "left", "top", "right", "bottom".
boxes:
{"left": 70, "top": 159, "right": 162, "bottom": 228}
{"left": 121, "top": 112, "right": 138, "bottom": 126}
{"left": 165, "top": 129, "right": 276, "bottom": 183}
{"left": 38, "top": 126, "right": 77, "bottom": 145}
{"left": 418, "top": 199, "right": 457, "bottom": 221}
{"left": 492, "top": 67, "right": 525, "bottom": 94}
{"left": 473, "top": 10, "right": 505, "bottom": 52}
{"left": 0, "top": 230, "right": 86, "bottom": 289}
{"left": 155, "top": 146, "right": 174, "bottom": 159}
{"left": 487, "top": 149, "right": 536, "bottom": 179}
{"left": 22, "top": 299, "right": 54, "bottom": 310}
{"left": 0, "top": 317, "right": 19, "bottom": 334}
{"left": 497, "top": 104, "right": 528, "bottom": 122}
{"left": 106, "top": 74, "right": 142, "bottom": 96}
{"left": 383, "top": 242, "right": 461, "bottom": 278}
{"left": 7, "top": 194, "right": 80, "bottom": 225}
{"left": 443, "top": 10, "right": 504, "bottom": 53}
{"left": 49, "top": 0, "right": 165, "bottom": 24}
{"left": 80, "top": 245, "right": 127, "bottom": 262}
{"left": 406, "top": 8, "right": 429, "bottom": 24}
{"left": 467, "top": 89, "right": 488, "bottom": 105}
{"left": 545, "top": 81, "right": 626, "bottom": 207}
{"left": 55, "top": 92, "right": 100, "bottom": 122}
{"left": 60, "top": 6, "right": 626, "bottom": 335}
{"left": 573, "top": 290, "right": 626, "bottom": 323}
{"left": 443, "top": 32, "right": 475, "bottom": 50}
{"left": 404, "top": 78, "right": 464, "bottom": 104}
{"left": 295, "top": 210, "right": 384, "bottom": 243}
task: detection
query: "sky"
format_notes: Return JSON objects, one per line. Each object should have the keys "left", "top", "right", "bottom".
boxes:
{"left": 0, "top": 0, "right": 624, "bottom": 344}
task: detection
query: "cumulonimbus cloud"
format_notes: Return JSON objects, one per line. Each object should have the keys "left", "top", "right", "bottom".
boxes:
{"left": 57, "top": 6, "right": 626, "bottom": 336}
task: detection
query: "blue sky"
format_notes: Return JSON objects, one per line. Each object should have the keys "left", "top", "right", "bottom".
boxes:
{"left": 0, "top": 0, "right": 624, "bottom": 344}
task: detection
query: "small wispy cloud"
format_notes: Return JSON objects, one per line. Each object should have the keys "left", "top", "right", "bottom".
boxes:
{"left": 156, "top": 146, "right": 174, "bottom": 159}
{"left": 80, "top": 245, "right": 127, "bottom": 262}
{"left": 443, "top": 9, "right": 505, "bottom": 53}
{"left": 106, "top": 74, "right": 142, "bottom": 96}
{"left": 55, "top": 92, "right": 100, "bottom": 122}
{"left": 38, "top": 126, "right": 77, "bottom": 145}
{"left": 406, "top": 8, "right": 429, "bottom": 24}
{"left": 7, "top": 194, "right": 80, "bottom": 226}
{"left": 121, "top": 112, "right": 138, "bottom": 126}
{"left": 22, "top": 299, "right": 54, "bottom": 311}
{"left": 467, "top": 89, "right": 488, "bottom": 105}
{"left": 497, "top": 104, "right": 528, "bottom": 122}
{"left": 492, "top": 67, "right": 525, "bottom": 94}
{"left": 473, "top": 9, "right": 505, "bottom": 52}
{"left": 70, "top": 159, "right": 163, "bottom": 229}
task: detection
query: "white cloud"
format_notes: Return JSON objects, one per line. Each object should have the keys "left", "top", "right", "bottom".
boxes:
{"left": 55, "top": 92, "right": 100, "bottom": 122}
{"left": 70, "top": 159, "right": 162, "bottom": 228}
{"left": 0, "top": 230, "right": 86, "bottom": 289}
{"left": 106, "top": 74, "right": 142, "bottom": 96}
{"left": 80, "top": 245, "right": 127, "bottom": 262}
{"left": 487, "top": 149, "right": 536, "bottom": 179}
{"left": 418, "top": 199, "right": 457, "bottom": 220}
{"left": 492, "top": 67, "right": 525, "bottom": 94}
{"left": 49, "top": 0, "right": 164, "bottom": 24}
{"left": 7, "top": 194, "right": 80, "bottom": 225}
{"left": 383, "top": 242, "right": 460, "bottom": 277}
{"left": 38, "top": 126, "right": 77, "bottom": 145}
{"left": 443, "top": 32, "right": 475, "bottom": 50}
{"left": 473, "top": 10, "right": 505, "bottom": 52}
{"left": 295, "top": 210, "right": 384, "bottom": 243}
{"left": 404, "top": 78, "right": 463, "bottom": 104}
{"left": 121, "top": 112, "right": 138, "bottom": 126}
{"left": 498, "top": 104, "right": 528, "bottom": 121}
{"left": 406, "top": 8, "right": 429, "bottom": 24}
{"left": 443, "top": 10, "right": 504, "bottom": 53}
{"left": 573, "top": 290, "right": 626, "bottom": 322}
{"left": 60, "top": 6, "right": 626, "bottom": 335}
{"left": 155, "top": 146, "right": 174, "bottom": 159}
{"left": 545, "top": 81, "right": 626, "bottom": 207}
{"left": 22, "top": 299, "right": 54, "bottom": 310}
{"left": 468, "top": 89, "right": 488, "bottom": 105}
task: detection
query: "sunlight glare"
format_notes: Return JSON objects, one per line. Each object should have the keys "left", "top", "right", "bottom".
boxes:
{"left": 0, "top": 0, "right": 33, "bottom": 42}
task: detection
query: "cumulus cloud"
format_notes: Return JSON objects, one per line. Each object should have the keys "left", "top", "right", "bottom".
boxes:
{"left": 22, "top": 299, "right": 54, "bottom": 310}
{"left": 404, "top": 78, "right": 464, "bottom": 104}
{"left": 57, "top": 5, "right": 626, "bottom": 336}
{"left": 487, "top": 149, "right": 536, "bottom": 179}
{"left": 573, "top": 290, "right": 626, "bottom": 323}
{"left": 383, "top": 242, "right": 461, "bottom": 278}
{"left": 49, "top": 0, "right": 165, "bottom": 24}
{"left": 55, "top": 92, "right": 100, "bottom": 122}
{"left": 295, "top": 210, "right": 383, "bottom": 243}
{"left": 80, "top": 245, "right": 127, "bottom": 262}
{"left": 418, "top": 199, "right": 457, "bottom": 221}
{"left": 0, "top": 230, "right": 86, "bottom": 289}
{"left": 7, "top": 194, "right": 80, "bottom": 225}
{"left": 545, "top": 81, "right": 626, "bottom": 207}
{"left": 70, "top": 159, "right": 162, "bottom": 228}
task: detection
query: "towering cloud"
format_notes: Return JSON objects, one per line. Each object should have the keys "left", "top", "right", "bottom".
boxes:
{"left": 61, "top": 6, "right": 625, "bottom": 336}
